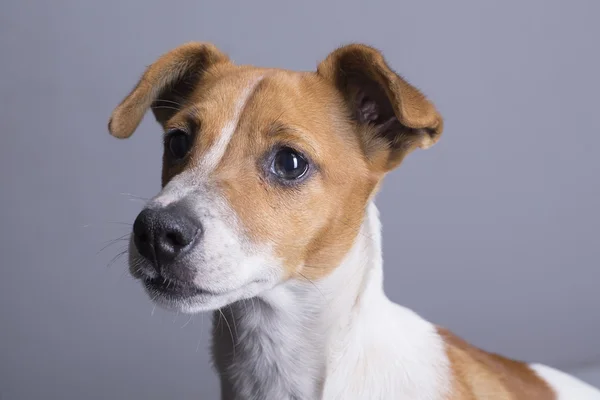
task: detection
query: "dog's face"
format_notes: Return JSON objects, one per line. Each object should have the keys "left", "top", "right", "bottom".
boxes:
{"left": 109, "top": 42, "right": 442, "bottom": 313}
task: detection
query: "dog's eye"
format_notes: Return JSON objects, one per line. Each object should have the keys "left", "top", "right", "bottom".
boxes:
{"left": 271, "top": 147, "right": 309, "bottom": 181}
{"left": 166, "top": 129, "right": 191, "bottom": 160}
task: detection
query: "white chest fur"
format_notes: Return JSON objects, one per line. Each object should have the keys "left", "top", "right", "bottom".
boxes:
{"left": 211, "top": 203, "right": 451, "bottom": 400}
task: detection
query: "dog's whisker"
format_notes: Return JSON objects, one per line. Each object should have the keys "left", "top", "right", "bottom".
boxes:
{"left": 215, "top": 311, "right": 223, "bottom": 336}
{"left": 97, "top": 233, "right": 131, "bottom": 255}
{"left": 228, "top": 305, "right": 239, "bottom": 340}
{"left": 241, "top": 299, "right": 247, "bottom": 315}
{"left": 132, "top": 266, "right": 144, "bottom": 276}
{"left": 97, "top": 238, "right": 129, "bottom": 255}
{"left": 128, "top": 258, "right": 146, "bottom": 276}
{"left": 82, "top": 221, "right": 133, "bottom": 229}
{"left": 106, "top": 221, "right": 133, "bottom": 226}
{"left": 219, "top": 309, "right": 236, "bottom": 361}
{"left": 151, "top": 105, "right": 182, "bottom": 112}
{"left": 130, "top": 258, "right": 145, "bottom": 268}
{"left": 106, "top": 247, "right": 129, "bottom": 269}
{"left": 181, "top": 315, "right": 194, "bottom": 329}
{"left": 119, "top": 192, "right": 149, "bottom": 201}
{"left": 119, "top": 268, "right": 130, "bottom": 279}
{"left": 100, "top": 233, "right": 130, "bottom": 244}
{"left": 196, "top": 313, "right": 205, "bottom": 352}
{"left": 154, "top": 98, "right": 185, "bottom": 108}
{"left": 251, "top": 297, "right": 257, "bottom": 315}
{"left": 298, "top": 271, "right": 328, "bottom": 304}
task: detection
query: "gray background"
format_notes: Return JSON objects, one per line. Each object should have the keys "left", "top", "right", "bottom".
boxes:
{"left": 1, "top": 0, "right": 599, "bottom": 398}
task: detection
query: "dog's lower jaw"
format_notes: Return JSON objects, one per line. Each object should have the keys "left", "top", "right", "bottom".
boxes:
{"left": 211, "top": 202, "right": 452, "bottom": 400}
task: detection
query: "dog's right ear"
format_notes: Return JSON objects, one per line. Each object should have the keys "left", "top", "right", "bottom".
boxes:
{"left": 108, "top": 42, "right": 229, "bottom": 139}
{"left": 317, "top": 44, "right": 442, "bottom": 172}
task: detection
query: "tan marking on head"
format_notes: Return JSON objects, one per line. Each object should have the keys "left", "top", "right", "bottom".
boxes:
{"left": 213, "top": 71, "right": 376, "bottom": 280}
{"left": 109, "top": 42, "right": 444, "bottom": 282}
{"left": 438, "top": 327, "right": 556, "bottom": 400}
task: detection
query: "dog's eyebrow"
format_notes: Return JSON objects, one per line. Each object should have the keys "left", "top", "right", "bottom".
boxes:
{"left": 267, "top": 120, "right": 290, "bottom": 137}
{"left": 267, "top": 121, "right": 309, "bottom": 141}
{"left": 185, "top": 106, "right": 202, "bottom": 126}
{"left": 173, "top": 107, "right": 201, "bottom": 134}
{"left": 267, "top": 121, "right": 320, "bottom": 159}
{"left": 162, "top": 106, "right": 202, "bottom": 135}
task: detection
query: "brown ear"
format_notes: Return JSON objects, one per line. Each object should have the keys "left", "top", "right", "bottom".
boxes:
{"left": 317, "top": 44, "right": 443, "bottom": 170}
{"left": 108, "top": 42, "right": 229, "bottom": 138}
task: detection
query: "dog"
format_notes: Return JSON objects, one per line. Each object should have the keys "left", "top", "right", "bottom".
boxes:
{"left": 108, "top": 42, "right": 600, "bottom": 399}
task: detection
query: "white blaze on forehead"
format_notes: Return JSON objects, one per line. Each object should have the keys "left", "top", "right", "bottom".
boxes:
{"left": 151, "top": 170, "right": 196, "bottom": 207}
{"left": 149, "top": 74, "right": 264, "bottom": 208}
{"left": 201, "top": 74, "right": 264, "bottom": 171}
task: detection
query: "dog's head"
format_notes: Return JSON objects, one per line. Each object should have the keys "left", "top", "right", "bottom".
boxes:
{"left": 109, "top": 42, "right": 442, "bottom": 312}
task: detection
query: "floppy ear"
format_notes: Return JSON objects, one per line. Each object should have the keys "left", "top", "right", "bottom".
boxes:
{"left": 108, "top": 42, "right": 229, "bottom": 138}
{"left": 317, "top": 44, "right": 443, "bottom": 171}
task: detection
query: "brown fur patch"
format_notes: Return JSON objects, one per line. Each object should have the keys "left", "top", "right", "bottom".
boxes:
{"left": 438, "top": 327, "right": 556, "bottom": 399}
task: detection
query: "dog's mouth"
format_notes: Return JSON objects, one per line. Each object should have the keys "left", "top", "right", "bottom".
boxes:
{"left": 135, "top": 269, "right": 276, "bottom": 313}
{"left": 131, "top": 253, "right": 276, "bottom": 312}
{"left": 142, "top": 276, "right": 205, "bottom": 299}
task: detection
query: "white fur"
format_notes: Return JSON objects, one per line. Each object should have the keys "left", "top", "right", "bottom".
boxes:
{"left": 317, "top": 203, "right": 451, "bottom": 399}
{"left": 133, "top": 180, "right": 283, "bottom": 313}
{"left": 151, "top": 170, "right": 195, "bottom": 207}
{"left": 531, "top": 364, "right": 600, "bottom": 399}
{"left": 201, "top": 75, "right": 264, "bottom": 171}
{"left": 212, "top": 203, "right": 452, "bottom": 399}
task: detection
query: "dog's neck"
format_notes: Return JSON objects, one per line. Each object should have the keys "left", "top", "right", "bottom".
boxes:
{"left": 211, "top": 202, "right": 387, "bottom": 399}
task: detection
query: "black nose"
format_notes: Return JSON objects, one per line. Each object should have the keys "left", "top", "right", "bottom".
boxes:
{"left": 132, "top": 205, "right": 202, "bottom": 267}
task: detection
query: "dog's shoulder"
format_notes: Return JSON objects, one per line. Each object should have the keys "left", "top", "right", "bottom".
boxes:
{"left": 438, "top": 327, "right": 600, "bottom": 399}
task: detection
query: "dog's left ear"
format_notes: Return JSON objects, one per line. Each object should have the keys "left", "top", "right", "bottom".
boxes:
{"left": 108, "top": 42, "right": 229, "bottom": 139}
{"left": 317, "top": 44, "right": 443, "bottom": 171}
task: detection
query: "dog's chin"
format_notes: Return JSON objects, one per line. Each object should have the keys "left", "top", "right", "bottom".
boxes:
{"left": 129, "top": 249, "right": 279, "bottom": 313}
{"left": 138, "top": 273, "right": 273, "bottom": 314}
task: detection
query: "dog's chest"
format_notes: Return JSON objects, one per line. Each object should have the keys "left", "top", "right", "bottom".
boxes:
{"left": 212, "top": 302, "right": 326, "bottom": 400}
{"left": 321, "top": 301, "right": 452, "bottom": 400}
